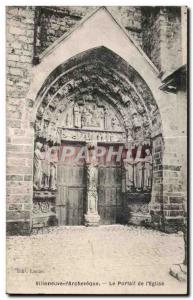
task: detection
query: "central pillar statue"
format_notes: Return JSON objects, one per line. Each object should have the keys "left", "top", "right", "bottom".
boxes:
{"left": 84, "top": 142, "right": 100, "bottom": 226}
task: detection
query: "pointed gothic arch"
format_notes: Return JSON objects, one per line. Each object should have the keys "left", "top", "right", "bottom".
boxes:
{"left": 31, "top": 46, "right": 164, "bottom": 226}
{"left": 34, "top": 46, "right": 162, "bottom": 139}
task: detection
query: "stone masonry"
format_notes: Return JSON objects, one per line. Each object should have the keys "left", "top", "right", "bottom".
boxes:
{"left": 34, "top": 6, "right": 143, "bottom": 57}
{"left": 142, "top": 7, "right": 182, "bottom": 76}
{"left": 6, "top": 6, "right": 35, "bottom": 234}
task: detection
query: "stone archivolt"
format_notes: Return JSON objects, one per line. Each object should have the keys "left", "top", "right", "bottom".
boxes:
{"left": 34, "top": 48, "right": 162, "bottom": 146}
{"left": 35, "top": 64, "right": 160, "bottom": 145}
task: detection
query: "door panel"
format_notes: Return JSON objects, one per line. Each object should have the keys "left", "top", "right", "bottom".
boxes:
{"left": 56, "top": 143, "right": 86, "bottom": 225}
{"left": 98, "top": 164, "right": 124, "bottom": 225}
{"left": 97, "top": 143, "right": 124, "bottom": 224}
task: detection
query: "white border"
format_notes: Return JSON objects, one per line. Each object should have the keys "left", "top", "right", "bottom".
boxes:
{"left": 1, "top": 1, "right": 191, "bottom": 299}
{"left": 2, "top": 0, "right": 191, "bottom": 6}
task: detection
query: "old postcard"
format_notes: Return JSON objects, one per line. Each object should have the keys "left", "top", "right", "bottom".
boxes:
{"left": 6, "top": 6, "right": 188, "bottom": 294}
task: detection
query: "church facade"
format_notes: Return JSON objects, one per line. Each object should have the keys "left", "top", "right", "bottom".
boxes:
{"left": 6, "top": 6, "right": 187, "bottom": 234}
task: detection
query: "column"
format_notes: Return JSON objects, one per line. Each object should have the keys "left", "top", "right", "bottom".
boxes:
{"left": 84, "top": 143, "right": 100, "bottom": 226}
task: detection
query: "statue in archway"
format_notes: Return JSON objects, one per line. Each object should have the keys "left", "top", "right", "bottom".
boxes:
{"left": 134, "top": 160, "right": 143, "bottom": 191}
{"left": 50, "top": 147, "right": 58, "bottom": 190}
{"left": 33, "top": 142, "right": 44, "bottom": 190}
{"left": 143, "top": 148, "right": 152, "bottom": 190}
{"left": 133, "top": 144, "right": 143, "bottom": 191}
{"left": 84, "top": 142, "right": 100, "bottom": 225}
{"left": 123, "top": 148, "right": 134, "bottom": 192}
{"left": 104, "top": 108, "right": 108, "bottom": 130}
{"left": 124, "top": 144, "right": 152, "bottom": 192}
{"left": 41, "top": 144, "right": 51, "bottom": 190}
{"left": 87, "top": 163, "right": 98, "bottom": 213}
{"left": 74, "top": 103, "right": 81, "bottom": 128}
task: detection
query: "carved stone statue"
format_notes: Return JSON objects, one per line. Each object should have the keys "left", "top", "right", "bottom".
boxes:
{"left": 134, "top": 160, "right": 144, "bottom": 190}
{"left": 81, "top": 107, "right": 87, "bottom": 127}
{"left": 50, "top": 147, "right": 58, "bottom": 190}
{"left": 132, "top": 112, "right": 141, "bottom": 129}
{"left": 86, "top": 163, "right": 98, "bottom": 213}
{"left": 111, "top": 117, "right": 116, "bottom": 130}
{"left": 33, "top": 142, "right": 44, "bottom": 190}
{"left": 144, "top": 149, "right": 152, "bottom": 190}
{"left": 84, "top": 143, "right": 100, "bottom": 226}
{"left": 123, "top": 149, "right": 134, "bottom": 192}
{"left": 133, "top": 144, "right": 143, "bottom": 191}
{"left": 47, "top": 122, "right": 56, "bottom": 142}
{"left": 35, "top": 120, "right": 42, "bottom": 138}
{"left": 42, "top": 120, "right": 49, "bottom": 140}
{"left": 104, "top": 108, "right": 108, "bottom": 130}
{"left": 74, "top": 103, "right": 81, "bottom": 128}
{"left": 66, "top": 113, "right": 69, "bottom": 127}
{"left": 41, "top": 144, "right": 50, "bottom": 189}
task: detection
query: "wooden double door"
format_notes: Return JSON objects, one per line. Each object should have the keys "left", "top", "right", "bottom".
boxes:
{"left": 56, "top": 142, "right": 125, "bottom": 225}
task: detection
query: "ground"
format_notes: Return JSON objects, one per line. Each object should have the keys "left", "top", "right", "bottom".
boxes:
{"left": 6, "top": 225, "right": 187, "bottom": 294}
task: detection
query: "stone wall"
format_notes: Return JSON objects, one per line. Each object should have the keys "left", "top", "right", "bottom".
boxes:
{"left": 108, "top": 6, "right": 142, "bottom": 47}
{"left": 35, "top": 6, "right": 143, "bottom": 57}
{"left": 149, "top": 88, "right": 187, "bottom": 233}
{"left": 35, "top": 6, "right": 94, "bottom": 56}
{"left": 6, "top": 6, "right": 35, "bottom": 234}
{"left": 141, "top": 10, "right": 186, "bottom": 232}
{"left": 142, "top": 7, "right": 182, "bottom": 76}
{"left": 162, "top": 84, "right": 187, "bottom": 231}
{"left": 35, "top": 6, "right": 183, "bottom": 75}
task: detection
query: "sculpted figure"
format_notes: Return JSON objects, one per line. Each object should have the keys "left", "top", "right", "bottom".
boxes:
{"left": 104, "top": 108, "right": 108, "bottom": 130}
{"left": 87, "top": 164, "right": 98, "bottom": 213}
{"left": 41, "top": 144, "right": 50, "bottom": 189}
{"left": 42, "top": 120, "right": 49, "bottom": 140}
{"left": 87, "top": 163, "right": 98, "bottom": 189}
{"left": 50, "top": 147, "right": 58, "bottom": 190}
{"left": 144, "top": 149, "right": 153, "bottom": 190}
{"left": 111, "top": 117, "right": 116, "bottom": 130}
{"left": 134, "top": 160, "right": 144, "bottom": 191}
{"left": 133, "top": 144, "right": 143, "bottom": 191}
{"left": 132, "top": 112, "right": 141, "bottom": 129}
{"left": 74, "top": 103, "right": 81, "bottom": 128}
{"left": 66, "top": 113, "right": 69, "bottom": 127}
{"left": 33, "top": 142, "right": 44, "bottom": 190}
{"left": 123, "top": 149, "right": 134, "bottom": 192}
{"left": 81, "top": 107, "right": 87, "bottom": 127}
{"left": 48, "top": 122, "right": 56, "bottom": 143}
{"left": 86, "top": 143, "right": 98, "bottom": 213}
{"left": 35, "top": 120, "right": 42, "bottom": 137}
